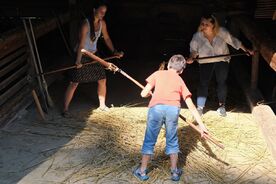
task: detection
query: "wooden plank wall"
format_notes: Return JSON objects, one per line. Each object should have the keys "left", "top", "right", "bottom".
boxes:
{"left": 255, "top": 0, "right": 276, "bottom": 19}
{"left": 0, "top": 14, "right": 70, "bottom": 127}
{"left": 0, "top": 46, "right": 31, "bottom": 126}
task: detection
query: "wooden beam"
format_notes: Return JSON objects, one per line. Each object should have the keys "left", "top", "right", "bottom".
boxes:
{"left": 0, "top": 13, "right": 70, "bottom": 59}
{"left": 0, "top": 13, "right": 71, "bottom": 126}
{"left": 229, "top": 17, "right": 276, "bottom": 161}
{"left": 31, "top": 90, "right": 46, "bottom": 120}
{"left": 232, "top": 56, "right": 276, "bottom": 161}
{"left": 232, "top": 15, "right": 276, "bottom": 71}
{"left": 251, "top": 45, "right": 259, "bottom": 89}
{"left": 0, "top": 76, "right": 28, "bottom": 106}
{"left": 0, "top": 29, "right": 26, "bottom": 60}
{"left": 0, "top": 64, "right": 28, "bottom": 91}
{"left": 252, "top": 105, "right": 276, "bottom": 160}
{"left": 0, "top": 46, "right": 26, "bottom": 68}
{"left": 0, "top": 53, "right": 27, "bottom": 78}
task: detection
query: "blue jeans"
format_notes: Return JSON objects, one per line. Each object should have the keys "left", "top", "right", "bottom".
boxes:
{"left": 141, "top": 105, "right": 180, "bottom": 155}
{"left": 197, "top": 62, "right": 229, "bottom": 107}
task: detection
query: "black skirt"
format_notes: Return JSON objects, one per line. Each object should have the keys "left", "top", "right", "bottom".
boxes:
{"left": 69, "top": 56, "right": 106, "bottom": 83}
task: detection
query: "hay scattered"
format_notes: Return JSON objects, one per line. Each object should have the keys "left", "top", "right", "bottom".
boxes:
{"left": 41, "top": 107, "right": 276, "bottom": 184}
{"left": 2, "top": 106, "right": 276, "bottom": 184}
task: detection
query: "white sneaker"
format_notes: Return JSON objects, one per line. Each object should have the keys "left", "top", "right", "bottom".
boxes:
{"left": 197, "top": 107, "right": 204, "bottom": 116}
{"left": 96, "top": 106, "right": 110, "bottom": 112}
{"left": 217, "top": 106, "right": 227, "bottom": 117}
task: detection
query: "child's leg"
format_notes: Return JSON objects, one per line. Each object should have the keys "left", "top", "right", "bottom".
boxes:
{"left": 165, "top": 106, "right": 183, "bottom": 181}
{"left": 170, "top": 154, "right": 182, "bottom": 182}
{"left": 134, "top": 106, "right": 165, "bottom": 181}
{"left": 170, "top": 153, "right": 178, "bottom": 170}
{"left": 164, "top": 106, "right": 180, "bottom": 156}
{"left": 140, "top": 154, "right": 151, "bottom": 172}
{"left": 141, "top": 105, "right": 164, "bottom": 167}
{"left": 142, "top": 105, "right": 164, "bottom": 155}
{"left": 134, "top": 155, "right": 150, "bottom": 181}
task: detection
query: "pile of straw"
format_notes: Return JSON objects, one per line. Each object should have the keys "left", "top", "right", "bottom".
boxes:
{"left": 44, "top": 106, "right": 276, "bottom": 184}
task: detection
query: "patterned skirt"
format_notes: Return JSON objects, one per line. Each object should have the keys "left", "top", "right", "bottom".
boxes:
{"left": 69, "top": 56, "right": 106, "bottom": 83}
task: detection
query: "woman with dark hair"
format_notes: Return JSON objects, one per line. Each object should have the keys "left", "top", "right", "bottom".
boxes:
{"left": 62, "top": 1, "right": 122, "bottom": 117}
{"left": 187, "top": 14, "right": 254, "bottom": 117}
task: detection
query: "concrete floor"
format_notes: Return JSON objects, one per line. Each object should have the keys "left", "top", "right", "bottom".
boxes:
{"left": 2, "top": 55, "right": 275, "bottom": 184}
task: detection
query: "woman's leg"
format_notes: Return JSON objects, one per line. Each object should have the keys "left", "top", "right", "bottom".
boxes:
{"left": 64, "top": 82, "right": 79, "bottom": 112}
{"left": 97, "top": 78, "right": 107, "bottom": 108}
{"left": 197, "top": 63, "right": 215, "bottom": 108}
{"left": 215, "top": 62, "right": 229, "bottom": 105}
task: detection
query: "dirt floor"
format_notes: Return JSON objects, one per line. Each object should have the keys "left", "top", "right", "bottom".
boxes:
{"left": 1, "top": 57, "right": 276, "bottom": 184}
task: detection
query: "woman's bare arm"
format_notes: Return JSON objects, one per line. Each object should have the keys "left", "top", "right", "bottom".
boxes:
{"left": 101, "top": 20, "right": 115, "bottom": 53}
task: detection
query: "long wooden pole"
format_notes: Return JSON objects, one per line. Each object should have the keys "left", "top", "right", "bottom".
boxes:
{"left": 117, "top": 69, "right": 224, "bottom": 149}
{"left": 232, "top": 15, "right": 276, "bottom": 71}
{"left": 23, "top": 19, "right": 48, "bottom": 113}
{"left": 195, "top": 52, "right": 248, "bottom": 61}
{"left": 82, "top": 49, "right": 224, "bottom": 149}
{"left": 31, "top": 90, "right": 46, "bottom": 120}
{"left": 28, "top": 19, "right": 54, "bottom": 107}
{"left": 178, "top": 114, "right": 224, "bottom": 149}
{"left": 36, "top": 55, "right": 119, "bottom": 77}
{"left": 160, "top": 52, "right": 250, "bottom": 66}
{"left": 81, "top": 49, "right": 122, "bottom": 68}
{"left": 116, "top": 69, "right": 145, "bottom": 89}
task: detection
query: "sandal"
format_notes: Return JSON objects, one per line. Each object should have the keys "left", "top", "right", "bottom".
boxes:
{"left": 133, "top": 167, "right": 149, "bottom": 181}
{"left": 171, "top": 168, "right": 183, "bottom": 181}
{"left": 61, "top": 111, "right": 72, "bottom": 118}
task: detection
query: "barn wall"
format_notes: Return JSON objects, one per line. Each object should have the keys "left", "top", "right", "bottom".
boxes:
{"left": 0, "top": 14, "right": 70, "bottom": 126}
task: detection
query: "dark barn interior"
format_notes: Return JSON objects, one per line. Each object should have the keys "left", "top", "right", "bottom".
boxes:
{"left": 0, "top": 0, "right": 276, "bottom": 183}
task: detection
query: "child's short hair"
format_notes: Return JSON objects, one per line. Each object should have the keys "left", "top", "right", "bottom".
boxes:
{"left": 167, "top": 54, "right": 186, "bottom": 73}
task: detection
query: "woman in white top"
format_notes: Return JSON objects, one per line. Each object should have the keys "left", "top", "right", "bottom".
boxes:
{"left": 187, "top": 14, "right": 253, "bottom": 117}
{"left": 63, "top": 0, "right": 122, "bottom": 117}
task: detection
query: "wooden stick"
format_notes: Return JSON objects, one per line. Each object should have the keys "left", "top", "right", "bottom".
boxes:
{"left": 178, "top": 114, "right": 225, "bottom": 149}
{"left": 31, "top": 90, "right": 46, "bottom": 120}
{"left": 117, "top": 69, "right": 145, "bottom": 89}
{"left": 23, "top": 19, "right": 48, "bottom": 113}
{"left": 81, "top": 49, "right": 123, "bottom": 69}
{"left": 159, "top": 62, "right": 225, "bottom": 149}
{"left": 195, "top": 52, "right": 249, "bottom": 61}
{"left": 82, "top": 49, "right": 224, "bottom": 149}
{"left": 28, "top": 19, "right": 54, "bottom": 108}
{"left": 119, "top": 69, "right": 224, "bottom": 149}
{"left": 160, "top": 52, "right": 251, "bottom": 66}
{"left": 37, "top": 55, "right": 118, "bottom": 77}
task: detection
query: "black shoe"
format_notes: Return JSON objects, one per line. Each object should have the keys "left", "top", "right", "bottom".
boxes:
{"left": 61, "top": 111, "right": 72, "bottom": 118}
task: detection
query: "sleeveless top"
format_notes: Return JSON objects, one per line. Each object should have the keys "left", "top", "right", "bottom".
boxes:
{"left": 75, "top": 18, "right": 102, "bottom": 54}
